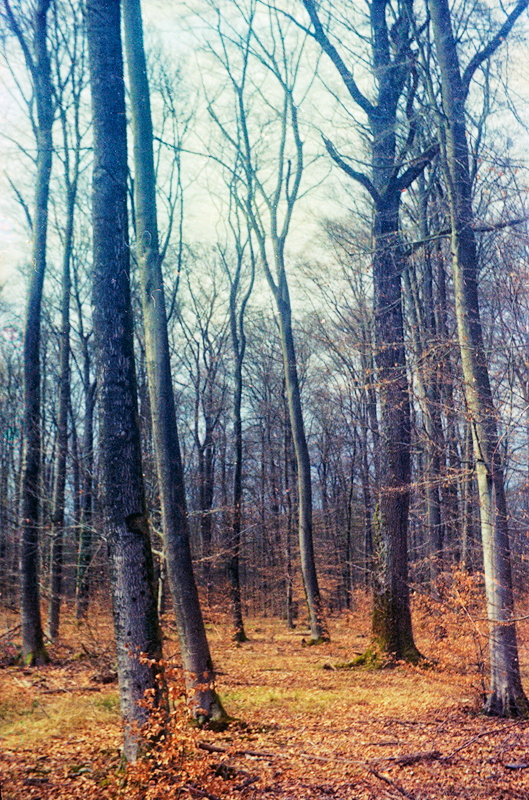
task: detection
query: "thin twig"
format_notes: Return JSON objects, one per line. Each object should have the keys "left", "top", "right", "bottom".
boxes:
{"left": 0, "top": 624, "right": 21, "bottom": 640}
{"left": 369, "top": 768, "right": 417, "bottom": 800}
{"left": 447, "top": 721, "right": 528, "bottom": 758}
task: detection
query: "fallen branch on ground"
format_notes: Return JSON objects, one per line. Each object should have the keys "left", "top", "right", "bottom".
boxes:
{"left": 369, "top": 768, "right": 417, "bottom": 799}
{"left": 183, "top": 783, "right": 222, "bottom": 800}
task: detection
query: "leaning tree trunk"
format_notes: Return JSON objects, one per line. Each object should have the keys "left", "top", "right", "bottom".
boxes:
{"left": 428, "top": 0, "right": 528, "bottom": 716}
{"left": 86, "top": 0, "right": 166, "bottom": 761}
{"left": 122, "top": 0, "right": 224, "bottom": 724}
{"left": 5, "top": 0, "right": 54, "bottom": 666}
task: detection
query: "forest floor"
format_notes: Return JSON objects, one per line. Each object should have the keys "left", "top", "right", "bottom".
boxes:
{"left": 1, "top": 577, "right": 529, "bottom": 799}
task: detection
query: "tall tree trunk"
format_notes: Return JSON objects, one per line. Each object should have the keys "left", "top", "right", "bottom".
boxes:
{"left": 283, "top": 404, "right": 295, "bottom": 628}
{"left": 209, "top": 15, "right": 328, "bottom": 641}
{"left": 75, "top": 334, "right": 95, "bottom": 620}
{"left": 302, "top": 0, "right": 431, "bottom": 662}
{"left": 370, "top": 190, "right": 418, "bottom": 661}
{"left": 197, "top": 419, "right": 215, "bottom": 606}
{"left": 122, "top": 0, "right": 224, "bottom": 724}
{"left": 275, "top": 277, "right": 329, "bottom": 641}
{"left": 404, "top": 248, "right": 444, "bottom": 587}
{"left": 86, "top": 0, "right": 165, "bottom": 760}
{"left": 428, "top": 0, "right": 528, "bottom": 716}
{"left": 46, "top": 184, "right": 74, "bottom": 641}
{"left": 224, "top": 243, "right": 253, "bottom": 643}
{"left": 5, "top": 0, "right": 54, "bottom": 666}
{"left": 228, "top": 339, "right": 247, "bottom": 641}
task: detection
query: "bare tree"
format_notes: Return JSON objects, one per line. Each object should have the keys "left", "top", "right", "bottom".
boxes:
{"left": 46, "top": 0, "right": 86, "bottom": 640}
{"left": 207, "top": 0, "right": 329, "bottom": 641}
{"left": 218, "top": 203, "right": 256, "bottom": 641}
{"left": 2, "top": 0, "right": 54, "bottom": 665}
{"left": 427, "top": 0, "right": 528, "bottom": 716}
{"left": 300, "top": 0, "right": 436, "bottom": 661}
{"left": 122, "top": 0, "right": 225, "bottom": 724}
{"left": 86, "top": 0, "right": 165, "bottom": 760}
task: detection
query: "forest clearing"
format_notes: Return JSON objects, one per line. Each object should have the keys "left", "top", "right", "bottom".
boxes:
{"left": 2, "top": 585, "right": 529, "bottom": 800}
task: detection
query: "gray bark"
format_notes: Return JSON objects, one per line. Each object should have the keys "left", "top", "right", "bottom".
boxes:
{"left": 122, "top": 0, "right": 224, "bottom": 723}
{"left": 428, "top": 0, "right": 528, "bottom": 716}
{"left": 221, "top": 241, "right": 254, "bottom": 642}
{"left": 75, "top": 329, "right": 95, "bottom": 619}
{"left": 302, "top": 0, "right": 426, "bottom": 661}
{"left": 47, "top": 179, "right": 77, "bottom": 639}
{"left": 4, "top": 0, "right": 54, "bottom": 666}
{"left": 86, "top": 0, "right": 165, "bottom": 759}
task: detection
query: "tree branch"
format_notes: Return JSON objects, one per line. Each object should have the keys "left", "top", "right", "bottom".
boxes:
{"left": 403, "top": 214, "right": 528, "bottom": 256}
{"left": 394, "top": 142, "right": 439, "bottom": 193}
{"left": 301, "top": 0, "right": 375, "bottom": 117}
{"left": 6, "top": 174, "right": 33, "bottom": 232}
{"left": 323, "top": 136, "right": 380, "bottom": 203}
{"left": 462, "top": 0, "right": 529, "bottom": 97}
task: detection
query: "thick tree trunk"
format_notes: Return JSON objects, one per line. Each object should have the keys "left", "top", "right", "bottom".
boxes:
{"left": 302, "top": 0, "right": 422, "bottom": 661}
{"left": 428, "top": 0, "right": 528, "bottom": 716}
{"left": 371, "top": 191, "right": 419, "bottom": 662}
{"left": 86, "top": 0, "right": 165, "bottom": 760}
{"left": 122, "top": 0, "right": 224, "bottom": 724}
{"left": 7, "top": 0, "right": 54, "bottom": 666}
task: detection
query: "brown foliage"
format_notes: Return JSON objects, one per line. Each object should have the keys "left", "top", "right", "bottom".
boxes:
{"left": 1, "top": 579, "right": 528, "bottom": 799}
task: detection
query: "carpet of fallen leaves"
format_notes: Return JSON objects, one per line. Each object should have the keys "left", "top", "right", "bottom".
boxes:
{"left": 1, "top": 574, "right": 529, "bottom": 799}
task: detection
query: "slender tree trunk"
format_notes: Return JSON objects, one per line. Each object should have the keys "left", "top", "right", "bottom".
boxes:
{"left": 5, "top": 0, "right": 54, "bottom": 666}
{"left": 75, "top": 341, "right": 95, "bottom": 620}
{"left": 198, "top": 421, "right": 215, "bottom": 606}
{"left": 46, "top": 185, "right": 74, "bottom": 641}
{"left": 228, "top": 351, "right": 247, "bottom": 641}
{"left": 404, "top": 254, "right": 443, "bottom": 587}
{"left": 86, "top": 0, "right": 165, "bottom": 760}
{"left": 122, "top": 0, "right": 224, "bottom": 723}
{"left": 428, "top": 0, "right": 528, "bottom": 716}
{"left": 227, "top": 268, "right": 248, "bottom": 640}
{"left": 283, "top": 410, "right": 295, "bottom": 628}
{"left": 275, "top": 279, "right": 329, "bottom": 642}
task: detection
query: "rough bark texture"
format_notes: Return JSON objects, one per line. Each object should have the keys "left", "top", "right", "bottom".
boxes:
{"left": 428, "top": 0, "right": 528, "bottom": 715}
{"left": 86, "top": 0, "right": 165, "bottom": 760}
{"left": 6, "top": 0, "right": 54, "bottom": 666}
{"left": 122, "top": 0, "right": 224, "bottom": 723}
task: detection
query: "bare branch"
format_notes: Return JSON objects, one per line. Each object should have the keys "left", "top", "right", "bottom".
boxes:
{"left": 301, "top": 0, "right": 375, "bottom": 117}
{"left": 322, "top": 136, "right": 380, "bottom": 203}
{"left": 462, "top": 0, "right": 529, "bottom": 97}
